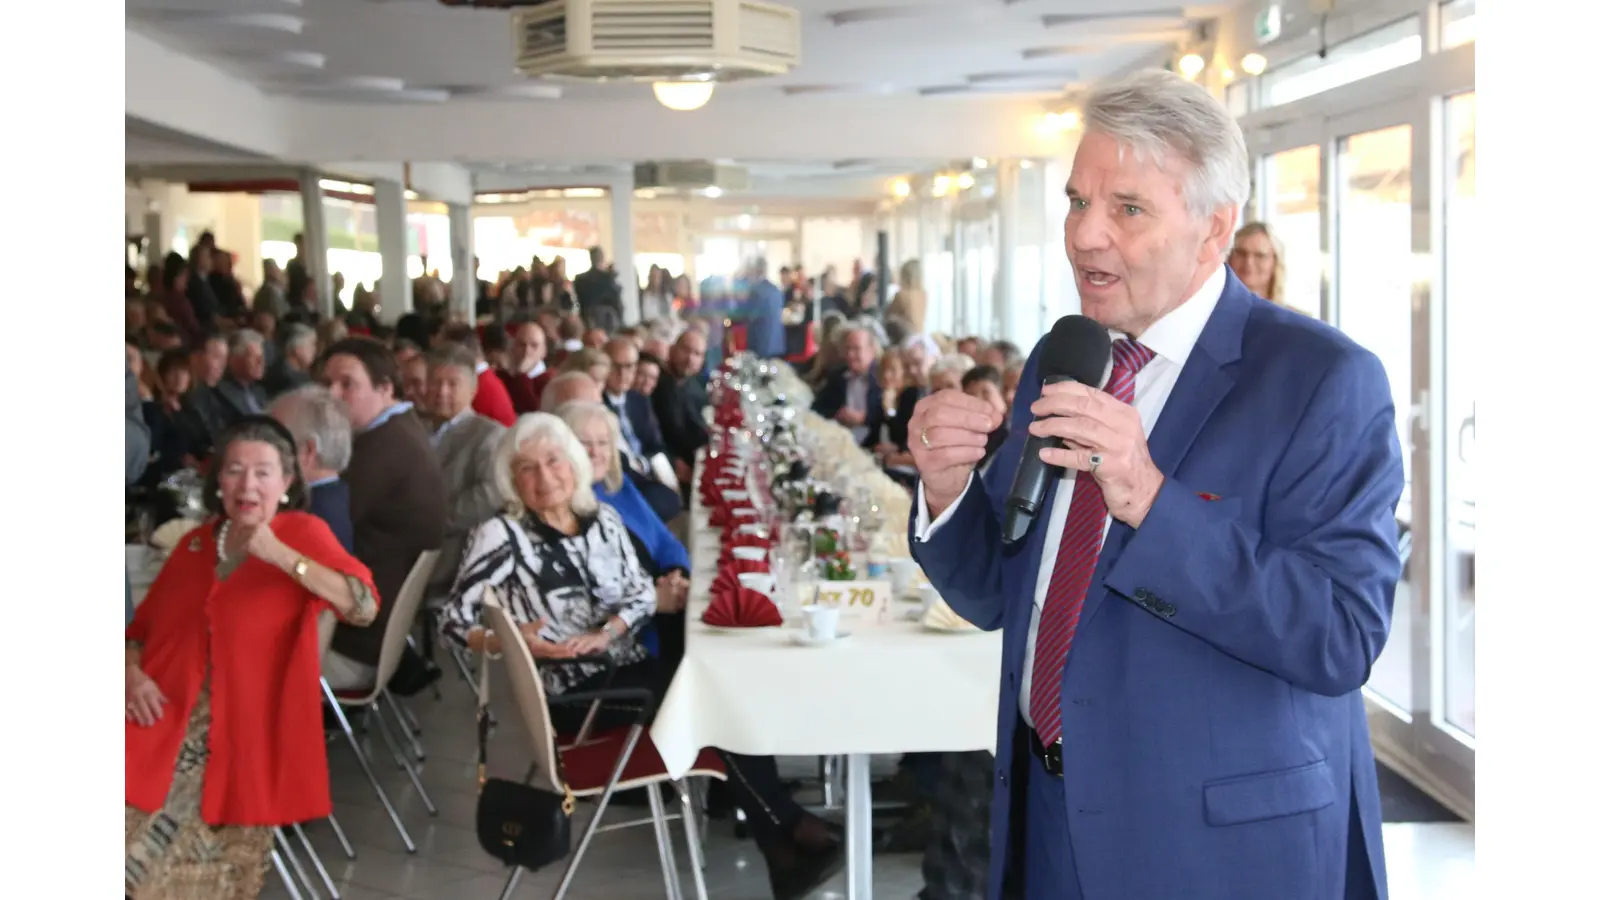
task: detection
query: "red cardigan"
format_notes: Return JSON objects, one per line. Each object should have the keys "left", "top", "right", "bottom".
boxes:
{"left": 473, "top": 366, "right": 518, "bottom": 426}
{"left": 126, "top": 512, "right": 378, "bottom": 826}
{"left": 497, "top": 367, "right": 553, "bottom": 415}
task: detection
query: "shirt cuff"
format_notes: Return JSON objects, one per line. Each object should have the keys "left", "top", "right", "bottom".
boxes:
{"left": 914, "top": 474, "right": 975, "bottom": 542}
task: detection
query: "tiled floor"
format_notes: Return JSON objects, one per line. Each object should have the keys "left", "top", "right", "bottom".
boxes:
{"left": 260, "top": 677, "right": 1475, "bottom": 900}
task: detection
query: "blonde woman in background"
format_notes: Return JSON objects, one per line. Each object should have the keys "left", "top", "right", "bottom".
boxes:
{"left": 1229, "top": 221, "right": 1287, "bottom": 305}
{"left": 886, "top": 259, "right": 926, "bottom": 333}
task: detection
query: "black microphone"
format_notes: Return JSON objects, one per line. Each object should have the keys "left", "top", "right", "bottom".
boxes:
{"left": 1002, "top": 315, "right": 1112, "bottom": 544}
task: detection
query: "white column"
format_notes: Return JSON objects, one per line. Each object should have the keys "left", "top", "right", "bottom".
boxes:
{"left": 449, "top": 202, "right": 474, "bottom": 321}
{"left": 297, "top": 171, "right": 334, "bottom": 319}
{"left": 608, "top": 175, "right": 639, "bottom": 323}
{"left": 995, "top": 160, "right": 1020, "bottom": 342}
{"left": 374, "top": 178, "right": 412, "bottom": 323}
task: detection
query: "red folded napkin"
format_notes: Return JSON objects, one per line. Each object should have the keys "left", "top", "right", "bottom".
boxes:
{"left": 702, "top": 571, "right": 783, "bottom": 628}
{"left": 721, "top": 537, "right": 773, "bottom": 567}
{"left": 709, "top": 503, "right": 755, "bottom": 528}
{"left": 727, "top": 555, "right": 769, "bottom": 575}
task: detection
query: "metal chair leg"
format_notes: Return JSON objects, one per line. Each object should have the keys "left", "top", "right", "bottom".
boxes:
{"left": 322, "top": 678, "right": 418, "bottom": 854}
{"left": 294, "top": 823, "right": 340, "bottom": 900}
{"left": 498, "top": 865, "right": 524, "bottom": 900}
{"left": 382, "top": 689, "right": 426, "bottom": 761}
{"left": 372, "top": 699, "right": 438, "bottom": 816}
{"left": 552, "top": 725, "right": 648, "bottom": 900}
{"left": 271, "top": 849, "right": 306, "bottom": 900}
{"left": 678, "top": 780, "right": 712, "bottom": 900}
{"left": 274, "top": 828, "right": 321, "bottom": 900}
{"left": 647, "top": 783, "right": 684, "bottom": 900}
{"left": 325, "top": 813, "right": 356, "bottom": 860}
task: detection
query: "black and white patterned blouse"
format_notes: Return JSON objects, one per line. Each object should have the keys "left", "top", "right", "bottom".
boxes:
{"left": 440, "top": 505, "right": 656, "bottom": 695}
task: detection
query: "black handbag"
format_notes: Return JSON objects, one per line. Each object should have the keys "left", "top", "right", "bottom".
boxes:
{"left": 473, "top": 641, "right": 575, "bottom": 871}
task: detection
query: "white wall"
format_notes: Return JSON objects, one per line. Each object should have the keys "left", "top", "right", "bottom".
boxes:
{"left": 129, "top": 181, "right": 267, "bottom": 289}
{"left": 800, "top": 218, "right": 866, "bottom": 283}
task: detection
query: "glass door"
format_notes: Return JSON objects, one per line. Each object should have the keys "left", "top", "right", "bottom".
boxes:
{"left": 1246, "top": 93, "right": 1473, "bottom": 817}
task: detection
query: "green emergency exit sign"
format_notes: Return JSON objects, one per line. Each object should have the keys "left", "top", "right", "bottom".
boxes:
{"left": 1256, "top": 4, "right": 1282, "bottom": 43}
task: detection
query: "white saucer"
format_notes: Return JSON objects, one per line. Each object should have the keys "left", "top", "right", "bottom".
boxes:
{"left": 789, "top": 631, "right": 852, "bottom": 648}
{"left": 700, "top": 622, "right": 783, "bottom": 632}
{"left": 921, "top": 621, "right": 983, "bottom": 634}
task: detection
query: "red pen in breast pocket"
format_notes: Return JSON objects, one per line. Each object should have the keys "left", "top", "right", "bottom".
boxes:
{"left": 1197, "top": 492, "right": 1223, "bottom": 502}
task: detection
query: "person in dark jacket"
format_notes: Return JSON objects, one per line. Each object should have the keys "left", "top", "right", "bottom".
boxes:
{"left": 811, "top": 325, "right": 884, "bottom": 448}
{"left": 650, "top": 330, "right": 710, "bottom": 488}
{"left": 318, "top": 339, "right": 447, "bottom": 694}
{"left": 269, "top": 384, "right": 357, "bottom": 554}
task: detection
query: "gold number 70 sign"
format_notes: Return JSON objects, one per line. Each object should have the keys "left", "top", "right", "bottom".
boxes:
{"left": 811, "top": 586, "right": 878, "bottom": 607}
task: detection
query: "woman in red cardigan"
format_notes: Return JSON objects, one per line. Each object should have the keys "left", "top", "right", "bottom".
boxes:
{"left": 125, "top": 416, "right": 379, "bottom": 899}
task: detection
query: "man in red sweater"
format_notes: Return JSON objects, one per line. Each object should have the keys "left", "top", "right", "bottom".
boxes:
{"left": 441, "top": 323, "right": 516, "bottom": 426}
{"left": 496, "top": 319, "right": 553, "bottom": 414}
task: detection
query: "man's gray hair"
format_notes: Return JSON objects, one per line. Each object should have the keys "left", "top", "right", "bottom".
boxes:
{"left": 493, "top": 412, "right": 598, "bottom": 517}
{"left": 837, "top": 320, "right": 884, "bottom": 350}
{"left": 282, "top": 323, "right": 317, "bottom": 352}
{"left": 228, "top": 328, "right": 266, "bottom": 355}
{"left": 270, "top": 384, "right": 353, "bottom": 473}
{"left": 929, "top": 353, "right": 976, "bottom": 380}
{"left": 1083, "top": 68, "right": 1250, "bottom": 218}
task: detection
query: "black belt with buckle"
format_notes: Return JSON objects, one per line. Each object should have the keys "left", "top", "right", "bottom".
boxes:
{"left": 1028, "top": 728, "right": 1063, "bottom": 777}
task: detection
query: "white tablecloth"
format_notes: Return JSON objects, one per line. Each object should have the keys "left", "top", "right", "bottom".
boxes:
{"left": 650, "top": 504, "right": 1002, "bottom": 778}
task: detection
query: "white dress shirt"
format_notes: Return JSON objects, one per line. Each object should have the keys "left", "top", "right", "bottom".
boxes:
{"left": 915, "top": 265, "right": 1227, "bottom": 731}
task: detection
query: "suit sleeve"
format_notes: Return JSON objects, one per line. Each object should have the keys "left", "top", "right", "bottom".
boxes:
{"left": 811, "top": 374, "right": 845, "bottom": 419}
{"left": 634, "top": 397, "right": 668, "bottom": 459}
{"left": 1103, "top": 348, "right": 1404, "bottom": 697}
{"left": 458, "top": 425, "right": 507, "bottom": 531}
{"left": 652, "top": 383, "right": 690, "bottom": 461}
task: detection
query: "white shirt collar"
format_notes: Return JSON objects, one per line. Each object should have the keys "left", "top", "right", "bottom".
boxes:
{"left": 1113, "top": 264, "right": 1226, "bottom": 369}
{"left": 474, "top": 360, "right": 488, "bottom": 375}
{"left": 526, "top": 360, "right": 547, "bottom": 380}
{"left": 606, "top": 391, "right": 627, "bottom": 406}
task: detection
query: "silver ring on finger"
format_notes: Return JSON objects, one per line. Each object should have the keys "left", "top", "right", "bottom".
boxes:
{"left": 1089, "top": 452, "right": 1105, "bottom": 475}
{"left": 920, "top": 427, "right": 931, "bottom": 448}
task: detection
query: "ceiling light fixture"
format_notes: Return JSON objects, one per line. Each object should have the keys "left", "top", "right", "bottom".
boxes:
{"left": 892, "top": 179, "right": 911, "bottom": 198}
{"left": 1241, "top": 53, "right": 1268, "bottom": 76}
{"left": 956, "top": 172, "right": 976, "bottom": 191}
{"left": 653, "top": 81, "right": 715, "bottom": 111}
{"left": 1178, "top": 53, "right": 1206, "bottom": 80}
{"left": 932, "top": 175, "right": 951, "bottom": 198}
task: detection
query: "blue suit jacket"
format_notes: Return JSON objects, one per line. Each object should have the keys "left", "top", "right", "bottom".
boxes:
{"left": 744, "top": 279, "right": 787, "bottom": 359}
{"left": 910, "top": 272, "right": 1400, "bottom": 900}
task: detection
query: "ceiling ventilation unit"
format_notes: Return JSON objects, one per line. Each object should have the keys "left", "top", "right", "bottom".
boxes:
{"left": 507, "top": 0, "right": 801, "bottom": 82}
{"left": 634, "top": 160, "right": 751, "bottom": 194}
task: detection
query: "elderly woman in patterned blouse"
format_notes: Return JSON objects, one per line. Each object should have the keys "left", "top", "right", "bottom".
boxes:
{"left": 439, "top": 413, "right": 843, "bottom": 900}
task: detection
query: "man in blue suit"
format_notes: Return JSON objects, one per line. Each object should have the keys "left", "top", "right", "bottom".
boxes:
{"left": 907, "top": 69, "right": 1400, "bottom": 900}
{"left": 742, "top": 257, "right": 788, "bottom": 359}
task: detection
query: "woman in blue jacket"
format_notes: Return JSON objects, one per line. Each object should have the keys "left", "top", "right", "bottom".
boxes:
{"left": 561, "top": 402, "right": 691, "bottom": 668}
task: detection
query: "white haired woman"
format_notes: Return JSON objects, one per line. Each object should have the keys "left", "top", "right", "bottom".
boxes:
{"left": 439, "top": 414, "right": 842, "bottom": 898}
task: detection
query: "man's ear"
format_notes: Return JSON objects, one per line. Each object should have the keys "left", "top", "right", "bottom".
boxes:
{"left": 1200, "top": 205, "right": 1240, "bottom": 264}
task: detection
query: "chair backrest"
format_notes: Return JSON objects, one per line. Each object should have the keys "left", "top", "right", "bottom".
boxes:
{"left": 480, "top": 587, "right": 565, "bottom": 795}
{"left": 371, "top": 549, "right": 440, "bottom": 696}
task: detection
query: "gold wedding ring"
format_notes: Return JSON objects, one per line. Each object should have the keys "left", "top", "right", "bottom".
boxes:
{"left": 920, "top": 428, "right": 932, "bottom": 448}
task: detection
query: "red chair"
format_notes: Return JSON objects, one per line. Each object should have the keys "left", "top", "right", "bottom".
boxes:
{"left": 481, "top": 592, "right": 725, "bottom": 900}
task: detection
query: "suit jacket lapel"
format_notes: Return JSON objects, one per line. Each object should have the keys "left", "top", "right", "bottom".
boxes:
{"left": 1083, "top": 273, "right": 1252, "bottom": 623}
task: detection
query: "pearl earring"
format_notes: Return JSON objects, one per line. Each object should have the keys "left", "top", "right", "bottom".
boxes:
{"left": 282, "top": 494, "right": 290, "bottom": 504}
{"left": 215, "top": 489, "right": 222, "bottom": 498}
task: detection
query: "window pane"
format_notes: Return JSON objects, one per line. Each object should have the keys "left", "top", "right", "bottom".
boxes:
{"left": 1442, "top": 92, "right": 1476, "bottom": 736}
{"left": 1441, "top": 0, "right": 1477, "bottom": 49}
{"left": 1263, "top": 17, "right": 1422, "bottom": 108}
{"left": 1262, "top": 145, "right": 1323, "bottom": 318}
{"left": 1336, "top": 124, "right": 1414, "bottom": 711}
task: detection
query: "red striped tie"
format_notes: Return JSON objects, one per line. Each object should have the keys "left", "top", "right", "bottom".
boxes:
{"left": 1028, "top": 338, "right": 1156, "bottom": 745}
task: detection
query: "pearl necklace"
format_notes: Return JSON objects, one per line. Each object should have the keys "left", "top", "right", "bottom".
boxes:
{"left": 216, "top": 520, "right": 232, "bottom": 564}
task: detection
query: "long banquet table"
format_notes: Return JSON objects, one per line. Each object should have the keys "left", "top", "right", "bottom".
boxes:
{"left": 651, "top": 423, "right": 1003, "bottom": 899}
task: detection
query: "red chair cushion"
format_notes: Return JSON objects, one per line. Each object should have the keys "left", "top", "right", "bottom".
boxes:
{"left": 557, "top": 727, "right": 725, "bottom": 793}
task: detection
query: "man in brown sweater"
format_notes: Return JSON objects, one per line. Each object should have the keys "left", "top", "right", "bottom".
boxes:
{"left": 319, "top": 337, "right": 448, "bottom": 693}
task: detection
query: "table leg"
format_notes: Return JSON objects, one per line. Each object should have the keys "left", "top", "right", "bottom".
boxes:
{"left": 846, "top": 753, "right": 873, "bottom": 899}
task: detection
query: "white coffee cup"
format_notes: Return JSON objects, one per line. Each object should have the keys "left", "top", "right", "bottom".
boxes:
{"left": 800, "top": 605, "right": 841, "bottom": 643}
{"left": 888, "top": 558, "right": 920, "bottom": 597}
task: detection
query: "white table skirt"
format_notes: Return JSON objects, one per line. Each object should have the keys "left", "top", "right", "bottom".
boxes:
{"left": 650, "top": 505, "right": 1002, "bottom": 779}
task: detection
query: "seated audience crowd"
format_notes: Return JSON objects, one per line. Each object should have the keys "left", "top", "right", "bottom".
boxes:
{"left": 123, "top": 236, "right": 1115, "bottom": 900}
